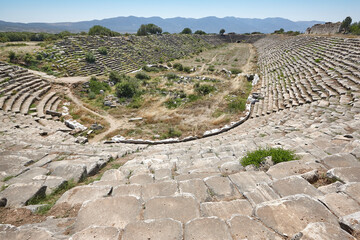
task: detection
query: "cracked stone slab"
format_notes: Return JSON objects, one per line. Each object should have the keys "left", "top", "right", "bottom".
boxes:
{"left": 229, "top": 171, "right": 272, "bottom": 193}
{"left": 228, "top": 215, "right": 283, "bottom": 240}
{"left": 73, "top": 196, "right": 141, "bottom": 232}
{"left": 340, "top": 211, "right": 360, "bottom": 235}
{"left": 339, "top": 182, "right": 360, "bottom": 201}
{"left": 56, "top": 185, "right": 113, "bottom": 206}
{"left": 141, "top": 181, "right": 178, "bottom": 202}
{"left": 144, "top": 195, "right": 200, "bottom": 223}
{"left": 204, "top": 176, "right": 241, "bottom": 201}
{"left": 270, "top": 176, "right": 323, "bottom": 198}
{"left": 184, "top": 217, "right": 232, "bottom": 240}
{"left": 200, "top": 199, "right": 252, "bottom": 220}
{"left": 254, "top": 194, "right": 339, "bottom": 237}
{"left": 243, "top": 183, "right": 280, "bottom": 206}
{"left": 122, "top": 218, "right": 183, "bottom": 240}
{"left": 112, "top": 184, "right": 142, "bottom": 199}
{"left": 70, "top": 226, "right": 121, "bottom": 240}
{"left": 179, "top": 179, "right": 211, "bottom": 203}
{"left": 266, "top": 160, "right": 324, "bottom": 179}
{"left": 0, "top": 182, "right": 46, "bottom": 207}
{"left": 320, "top": 153, "right": 360, "bottom": 169}
{"left": 295, "top": 222, "right": 355, "bottom": 240}
{"left": 327, "top": 167, "right": 360, "bottom": 183}
{"left": 0, "top": 225, "right": 56, "bottom": 240}
{"left": 319, "top": 192, "right": 360, "bottom": 217}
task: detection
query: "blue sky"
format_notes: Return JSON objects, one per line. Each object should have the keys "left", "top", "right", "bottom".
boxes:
{"left": 0, "top": 0, "right": 359, "bottom": 23}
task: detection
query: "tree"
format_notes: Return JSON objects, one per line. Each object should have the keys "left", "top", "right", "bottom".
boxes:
{"left": 341, "top": 16, "right": 352, "bottom": 33}
{"left": 88, "top": 25, "right": 120, "bottom": 36}
{"left": 194, "top": 30, "right": 206, "bottom": 35}
{"left": 181, "top": 28, "right": 192, "bottom": 34}
{"left": 219, "top": 29, "right": 225, "bottom": 35}
{"left": 137, "top": 24, "right": 162, "bottom": 36}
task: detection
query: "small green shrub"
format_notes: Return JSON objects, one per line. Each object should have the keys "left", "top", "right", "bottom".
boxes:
{"left": 195, "top": 84, "right": 216, "bottom": 95}
{"left": 208, "top": 65, "right": 215, "bottom": 72}
{"left": 89, "top": 77, "right": 110, "bottom": 94}
{"left": 161, "top": 127, "right": 182, "bottom": 139}
{"left": 230, "top": 68, "right": 242, "bottom": 74}
{"left": 8, "top": 51, "right": 17, "bottom": 62}
{"left": 88, "top": 91, "right": 96, "bottom": 99}
{"left": 240, "top": 148, "right": 299, "bottom": 167}
{"left": 173, "top": 63, "right": 183, "bottom": 71}
{"left": 135, "top": 72, "right": 151, "bottom": 80}
{"left": 116, "top": 80, "right": 138, "bottom": 98}
{"left": 228, "top": 98, "right": 246, "bottom": 113}
{"left": 85, "top": 51, "right": 95, "bottom": 63}
{"left": 314, "top": 58, "right": 322, "bottom": 63}
{"left": 166, "top": 73, "right": 178, "bottom": 80}
{"left": 183, "top": 66, "right": 191, "bottom": 73}
{"left": 98, "top": 46, "right": 108, "bottom": 55}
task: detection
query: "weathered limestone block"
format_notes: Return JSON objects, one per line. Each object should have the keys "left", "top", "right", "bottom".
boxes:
{"left": 184, "top": 217, "right": 232, "bottom": 240}
{"left": 266, "top": 160, "right": 324, "bottom": 179}
{"left": 220, "top": 161, "right": 244, "bottom": 174}
{"left": 179, "top": 179, "right": 211, "bottom": 202}
{"left": 270, "top": 176, "right": 323, "bottom": 198}
{"left": 229, "top": 171, "right": 271, "bottom": 193}
{"left": 100, "top": 169, "right": 126, "bottom": 181}
{"left": 243, "top": 183, "right": 280, "bottom": 206}
{"left": 48, "top": 161, "right": 87, "bottom": 183}
{"left": 129, "top": 173, "right": 154, "bottom": 185}
{"left": 141, "top": 181, "right": 178, "bottom": 202}
{"left": 122, "top": 218, "right": 183, "bottom": 240}
{"left": 70, "top": 226, "right": 121, "bottom": 240}
{"left": 73, "top": 196, "right": 142, "bottom": 232}
{"left": 254, "top": 194, "right": 339, "bottom": 237}
{"left": 144, "top": 195, "right": 200, "bottom": 223}
{"left": 340, "top": 211, "right": 360, "bottom": 236}
{"left": 200, "top": 199, "right": 252, "bottom": 220}
{"left": 7, "top": 167, "right": 49, "bottom": 185}
{"left": 339, "top": 182, "right": 360, "bottom": 201}
{"left": 295, "top": 222, "right": 355, "bottom": 240}
{"left": 204, "top": 176, "right": 241, "bottom": 200}
{"left": 320, "top": 153, "right": 360, "bottom": 169}
{"left": 319, "top": 192, "right": 360, "bottom": 217}
{"left": 327, "top": 167, "right": 360, "bottom": 183}
{"left": 55, "top": 185, "right": 112, "bottom": 206}
{"left": 0, "top": 225, "right": 56, "bottom": 240}
{"left": 317, "top": 181, "right": 343, "bottom": 194}
{"left": 228, "top": 215, "right": 283, "bottom": 240}
{"left": 0, "top": 182, "right": 46, "bottom": 207}
{"left": 112, "top": 184, "right": 142, "bottom": 198}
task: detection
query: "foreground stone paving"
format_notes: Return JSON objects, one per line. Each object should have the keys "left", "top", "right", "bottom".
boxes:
{"left": 0, "top": 34, "right": 360, "bottom": 239}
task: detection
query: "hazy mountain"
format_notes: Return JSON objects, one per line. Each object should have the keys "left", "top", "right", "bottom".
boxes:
{"left": 0, "top": 16, "right": 324, "bottom": 34}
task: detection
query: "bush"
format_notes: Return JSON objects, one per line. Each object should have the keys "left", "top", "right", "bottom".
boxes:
{"left": 183, "top": 66, "right": 191, "bottom": 73}
{"left": 8, "top": 51, "right": 16, "bottom": 62}
{"left": 161, "top": 127, "right": 182, "bottom": 139}
{"left": 195, "top": 84, "right": 216, "bottom": 95}
{"left": 208, "top": 65, "right": 215, "bottom": 72}
{"left": 194, "top": 30, "right": 206, "bottom": 35}
{"left": 88, "top": 91, "right": 96, "bottom": 99}
{"left": 166, "top": 73, "right": 178, "bottom": 80}
{"left": 228, "top": 98, "right": 246, "bottom": 113}
{"left": 116, "top": 80, "right": 138, "bottom": 98}
{"left": 135, "top": 72, "right": 151, "bottom": 80}
{"left": 85, "top": 52, "right": 95, "bottom": 63}
{"left": 240, "top": 148, "right": 299, "bottom": 167}
{"left": 173, "top": 63, "right": 183, "bottom": 71}
{"left": 24, "top": 53, "right": 35, "bottom": 66}
{"left": 89, "top": 77, "right": 110, "bottom": 94}
{"left": 143, "top": 65, "right": 159, "bottom": 72}
{"left": 230, "top": 68, "right": 242, "bottom": 74}
{"left": 98, "top": 46, "right": 108, "bottom": 55}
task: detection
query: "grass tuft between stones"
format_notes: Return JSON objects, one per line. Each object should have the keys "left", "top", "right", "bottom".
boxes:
{"left": 240, "top": 147, "right": 299, "bottom": 167}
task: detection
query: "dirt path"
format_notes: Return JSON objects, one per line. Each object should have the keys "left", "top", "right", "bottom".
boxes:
{"left": 192, "top": 54, "right": 218, "bottom": 75}
{"left": 66, "top": 90, "right": 124, "bottom": 143}
{"left": 28, "top": 69, "right": 90, "bottom": 84}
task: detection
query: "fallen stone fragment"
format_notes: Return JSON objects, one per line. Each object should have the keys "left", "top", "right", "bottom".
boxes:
{"left": 122, "top": 218, "right": 183, "bottom": 240}
{"left": 340, "top": 211, "right": 360, "bottom": 236}
{"left": 184, "top": 217, "right": 232, "bottom": 240}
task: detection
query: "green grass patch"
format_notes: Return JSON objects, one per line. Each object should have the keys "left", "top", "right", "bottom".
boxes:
{"left": 240, "top": 147, "right": 299, "bottom": 167}
{"left": 3, "top": 175, "right": 14, "bottom": 182}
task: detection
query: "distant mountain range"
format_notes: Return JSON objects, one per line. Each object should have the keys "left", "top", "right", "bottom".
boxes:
{"left": 0, "top": 16, "right": 324, "bottom": 34}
